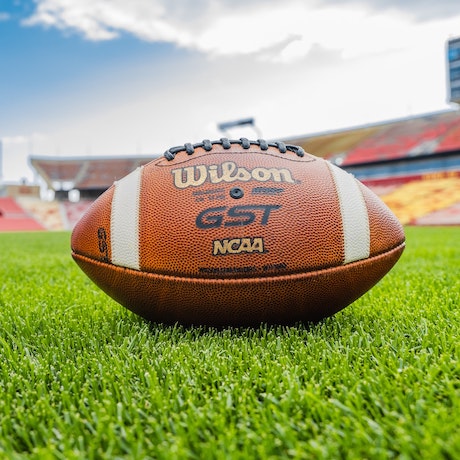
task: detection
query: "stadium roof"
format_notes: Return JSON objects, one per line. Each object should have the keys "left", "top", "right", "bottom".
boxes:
{"left": 30, "top": 109, "right": 460, "bottom": 192}
{"left": 282, "top": 109, "right": 460, "bottom": 165}
{"left": 30, "top": 155, "right": 156, "bottom": 191}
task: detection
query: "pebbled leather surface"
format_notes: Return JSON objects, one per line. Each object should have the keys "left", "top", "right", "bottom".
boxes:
{"left": 71, "top": 141, "right": 405, "bottom": 325}
{"left": 72, "top": 242, "right": 405, "bottom": 326}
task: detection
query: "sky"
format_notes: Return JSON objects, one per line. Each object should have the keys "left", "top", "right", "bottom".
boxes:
{"left": 1, "top": 0, "right": 460, "bottom": 182}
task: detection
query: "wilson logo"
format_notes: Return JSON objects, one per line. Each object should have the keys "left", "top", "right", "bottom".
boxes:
{"left": 172, "top": 161, "right": 295, "bottom": 189}
{"left": 213, "top": 237, "right": 265, "bottom": 256}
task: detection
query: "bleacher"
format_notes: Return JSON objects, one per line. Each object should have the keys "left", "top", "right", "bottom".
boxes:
{"left": 14, "top": 155, "right": 155, "bottom": 231}
{"left": 287, "top": 125, "right": 381, "bottom": 162}
{"left": 365, "top": 173, "right": 460, "bottom": 225}
{"left": 17, "top": 198, "right": 64, "bottom": 231}
{"left": 75, "top": 159, "right": 150, "bottom": 190}
{"left": 414, "top": 202, "right": 460, "bottom": 225}
{"left": 30, "top": 156, "right": 153, "bottom": 196}
{"left": 286, "top": 110, "right": 460, "bottom": 164}
{"left": 0, "top": 110, "right": 457, "bottom": 232}
{"left": 283, "top": 110, "right": 460, "bottom": 226}
{"left": 342, "top": 112, "right": 459, "bottom": 165}
{"left": 435, "top": 122, "right": 460, "bottom": 152}
{"left": 0, "top": 197, "right": 44, "bottom": 231}
{"left": 61, "top": 200, "right": 94, "bottom": 229}
{"left": 0, "top": 196, "right": 97, "bottom": 231}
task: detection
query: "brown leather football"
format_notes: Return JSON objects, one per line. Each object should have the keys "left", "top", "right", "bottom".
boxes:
{"left": 71, "top": 138, "right": 405, "bottom": 326}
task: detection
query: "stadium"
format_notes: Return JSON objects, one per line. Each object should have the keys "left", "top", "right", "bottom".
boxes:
{"left": 1, "top": 108, "right": 460, "bottom": 231}
{"left": 0, "top": 28, "right": 459, "bottom": 460}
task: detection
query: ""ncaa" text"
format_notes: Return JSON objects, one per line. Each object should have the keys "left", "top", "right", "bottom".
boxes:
{"left": 213, "top": 237, "right": 265, "bottom": 256}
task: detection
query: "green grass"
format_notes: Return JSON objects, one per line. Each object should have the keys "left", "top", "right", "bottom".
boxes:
{"left": 0, "top": 227, "right": 459, "bottom": 459}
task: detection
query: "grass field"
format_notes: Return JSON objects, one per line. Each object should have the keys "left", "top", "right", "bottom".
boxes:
{"left": 0, "top": 227, "right": 459, "bottom": 459}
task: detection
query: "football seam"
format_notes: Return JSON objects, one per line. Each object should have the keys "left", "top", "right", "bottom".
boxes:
{"left": 72, "top": 241, "right": 405, "bottom": 285}
{"left": 163, "top": 138, "right": 306, "bottom": 161}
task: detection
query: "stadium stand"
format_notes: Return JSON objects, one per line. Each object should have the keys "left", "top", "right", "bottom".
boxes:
{"left": 342, "top": 112, "right": 460, "bottom": 165}
{"left": 61, "top": 200, "right": 94, "bottom": 229}
{"left": 435, "top": 122, "right": 460, "bottom": 152}
{"left": 6, "top": 109, "right": 455, "bottom": 231}
{"left": 17, "top": 197, "right": 64, "bottom": 231}
{"left": 30, "top": 156, "right": 154, "bottom": 199}
{"left": 365, "top": 173, "right": 460, "bottom": 225}
{"left": 0, "top": 197, "right": 44, "bottom": 231}
{"left": 75, "top": 159, "right": 148, "bottom": 190}
{"left": 286, "top": 110, "right": 460, "bottom": 164}
{"left": 283, "top": 110, "right": 460, "bottom": 225}
{"left": 287, "top": 125, "right": 382, "bottom": 163}
{"left": 414, "top": 202, "right": 460, "bottom": 225}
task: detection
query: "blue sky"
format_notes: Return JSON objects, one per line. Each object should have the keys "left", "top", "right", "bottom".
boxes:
{"left": 1, "top": 1, "right": 187, "bottom": 137}
{"left": 1, "top": 0, "right": 460, "bottom": 181}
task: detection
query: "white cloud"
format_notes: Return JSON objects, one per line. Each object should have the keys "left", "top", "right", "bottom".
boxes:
{"left": 22, "top": 0, "right": 459, "bottom": 63}
{"left": 2, "top": 133, "right": 48, "bottom": 145}
{"left": 5, "top": 0, "right": 460, "bottom": 182}
{"left": 2, "top": 135, "right": 30, "bottom": 145}
{"left": 0, "top": 12, "right": 10, "bottom": 21}
{"left": 1, "top": 134, "right": 49, "bottom": 182}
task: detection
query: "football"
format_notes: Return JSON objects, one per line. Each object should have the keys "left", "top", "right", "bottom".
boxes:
{"left": 71, "top": 138, "right": 405, "bottom": 326}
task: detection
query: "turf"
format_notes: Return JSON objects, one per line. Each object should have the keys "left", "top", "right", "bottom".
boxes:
{"left": 0, "top": 227, "right": 458, "bottom": 459}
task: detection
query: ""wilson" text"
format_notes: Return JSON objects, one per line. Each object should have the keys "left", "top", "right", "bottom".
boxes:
{"left": 172, "top": 161, "right": 295, "bottom": 189}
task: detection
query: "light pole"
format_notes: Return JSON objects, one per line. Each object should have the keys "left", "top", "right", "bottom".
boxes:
{"left": 217, "top": 117, "right": 262, "bottom": 139}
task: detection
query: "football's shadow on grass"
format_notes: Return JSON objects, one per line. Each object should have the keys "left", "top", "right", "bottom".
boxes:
{"left": 112, "top": 299, "right": 383, "bottom": 341}
{"left": 140, "top": 315, "right": 334, "bottom": 338}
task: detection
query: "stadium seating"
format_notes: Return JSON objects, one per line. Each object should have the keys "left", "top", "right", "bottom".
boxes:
{"left": 76, "top": 159, "right": 138, "bottom": 189}
{"left": 30, "top": 157, "right": 153, "bottom": 192}
{"left": 62, "top": 200, "right": 94, "bottom": 229}
{"left": 435, "top": 122, "right": 460, "bottom": 152}
{"left": 3, "top": 177, "right": 459, "bottom": 230}
{"left": 0, "top": 197, "right": 44, "bottom": 231}
{"left": 363, "top": 183, "right": 402, "bottom": 197}
{"left": 294, "top": 125, "right": 381, "bottom": 161}
{"left": 414, "top": 202, "right": 460, "bottom": 225}
{"left": 32, "top": 160, "right": 83, "bottom": 187}
{"left": 374, "top": 176, "right": 460, "bottom": 225}
{"left": 19, "top": 110, "right": 459, "bottom": 230}
{"left": 282, "top": 110, "right": 460, "bottom": 167}
{"left": 0, "top": 197, "right": 97, "bottom": 231}
{"left": 17, "top": 198, "right": 64, "bottom": 231}
{"left": 342, "top": 112, "right": 460, "bottom": 165}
